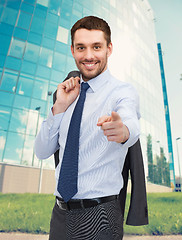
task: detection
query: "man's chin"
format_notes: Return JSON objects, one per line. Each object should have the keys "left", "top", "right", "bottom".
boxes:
{"left": 81, "top": 70, "right": 101, "bottom": 81}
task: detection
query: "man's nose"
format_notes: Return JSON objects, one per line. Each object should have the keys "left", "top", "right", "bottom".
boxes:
{"left": 84, "top": 48, "right": 94, "bottom": 60}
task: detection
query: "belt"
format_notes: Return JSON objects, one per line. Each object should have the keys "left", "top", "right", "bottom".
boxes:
{"left": 56, "top": 195, "right": 119, "bottom": 211}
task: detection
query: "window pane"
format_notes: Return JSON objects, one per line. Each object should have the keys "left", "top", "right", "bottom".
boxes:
{"left": 26, "top": 110, "right": 39, "bottom": 135}
{"left": 30, "top": 98, "right": 46, "bottom": 114}
{"left": 0, "top": 55, "right": 6, "bottom": 68}
{"left": 16, "top": 74, "right": 34, "bottom": 97}
{"left": 21, "top": 135, "right": 35, "bottom": 165}
{"left": 42, "top": 37, "right": 55, "bottom": 50}
{"left": 5, "top": 56, "right": 22, "bottom": 71}
{"left": 53, "top": 52, "right": 66, "bottom": 71}
{"left": 6, "top": 0, "right": 21, "bottom": 10}
{"left": 30, "top": 16, "right": 45, "bottom": 34}
{"left": 17, "top": 11, "right": 32, "bottom": 30}
{"left": 0, "top": 91, "right": 14, "bottom": 107}
{"left": 0, "top": 34, "right": 11, "bottom": 55}
{"left": 3, "top": 131, "right": 25, "bottom": 164}
{"left": 28, "top": 32, "right": 42, "bottom": 45}
{"left": 21, "top": 60, "right": 36, "bottom": 75}
{"left": 37, "top": 0, "right": 49, "bottom": 7}
{"left": 13, "top": 95, "right": 30, "bottom": 109}
{"left": 56, "top": 26, "right": 69, "bottom": 44}
{"left": 9, "top": 108, "right": 28, "bottom": 134}
{"left": 0, "top": 22, "right": 14, "bottom": 36}
{"left": 36, "top": 65, "right": 51, "bottom": 79}
{"left": 0, "top": 69, "right": 18, "bottom": 92}
{"left": 1, "top": 7, "right": 18, "bottom": 25}
{"left": 32, "top": 78, "right": 49, "bottom": 100}
{"left": 24, "top": 42, "right": 40, "bottom": 63}
{"left": 34, "top": 5, "right": 47, "bottom": 19}
{"left": 44, "top": 21, "right": 58, "bottom": 39}
{"left": 39, "top": 47, "right": 53, "bottom": 68}
{"left": 55, "top": 41, "right": 68, "bottom": 54}
{"left": 13, "top": 27, "right": 28, "bottom": 41}
{"left": 0, "top": 105, "right": 11, "bottom": 130}
{"left": 51, "top": 69, "right": 64, "bottom": 83}
{"left": 24, "top": 0, "right": 36, "bottom": 5}
{"left": 49, "top": 0, "right": 61, "bottom": 15}
{"left": 9, "top": 38, "right": 26, "bottom": 59}
{"left": 0, "top": 131, "right": 7, "bottom": 161}
{"left": 47, "top": 12, "right": 59, "bottom": 24}
{"left": 21, "top": 2, "right": 34, "bottom": 14}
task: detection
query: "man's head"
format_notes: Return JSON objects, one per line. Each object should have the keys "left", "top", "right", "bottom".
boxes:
{"left": 71, "top": 16, "right": 111, "bottom": 47}
{"left": 71, "top": 16, "right": 113, "bottom": 81}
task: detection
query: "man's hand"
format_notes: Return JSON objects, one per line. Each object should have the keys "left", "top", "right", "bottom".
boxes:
{"left": 53, "top": 77, "right": 80, "bottom": 115}
{"left": 97, "top": 111, "right": 129, "bottom": 143}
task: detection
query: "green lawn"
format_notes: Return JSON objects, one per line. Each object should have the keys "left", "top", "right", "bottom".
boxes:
{"left": 0, "top": 192, "right": 182, "bottom": 235}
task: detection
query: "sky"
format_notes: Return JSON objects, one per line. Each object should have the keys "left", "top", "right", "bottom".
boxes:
{"left": 148, "top": 0, "right": 182, "bottom": 178}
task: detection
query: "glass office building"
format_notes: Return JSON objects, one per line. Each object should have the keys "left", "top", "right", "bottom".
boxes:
{"left": 0, "top": 0, "right": 174, "bottom": 185}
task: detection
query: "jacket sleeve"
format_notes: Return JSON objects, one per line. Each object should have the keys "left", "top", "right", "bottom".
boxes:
{"left": 119, "top": 139, "right": 149, "bottom": 226}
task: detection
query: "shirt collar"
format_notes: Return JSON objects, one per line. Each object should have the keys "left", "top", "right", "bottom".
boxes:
{"left": 80, "top": 68, "right": 110, "bottom": 92}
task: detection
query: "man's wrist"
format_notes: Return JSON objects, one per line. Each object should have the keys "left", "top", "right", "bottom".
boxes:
{"left": 52, "top": 102, "right": 67, "bottom": 115}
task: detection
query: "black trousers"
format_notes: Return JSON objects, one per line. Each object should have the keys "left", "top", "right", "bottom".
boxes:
{"left": 49, "top": 198, "right": 124, "bottom": 240}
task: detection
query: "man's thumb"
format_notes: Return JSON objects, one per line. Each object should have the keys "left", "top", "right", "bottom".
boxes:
{"left": 111, "top": 111, "right": 121, "bottom": 121}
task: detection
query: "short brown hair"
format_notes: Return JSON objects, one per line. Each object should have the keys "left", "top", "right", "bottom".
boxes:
{"left": 71, "top": 16, "right": 111, "bottom": 46}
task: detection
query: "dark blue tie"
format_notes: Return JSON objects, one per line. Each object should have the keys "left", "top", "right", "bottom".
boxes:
{"left": 57, "top": 82, "right": 90, "bottom": 202}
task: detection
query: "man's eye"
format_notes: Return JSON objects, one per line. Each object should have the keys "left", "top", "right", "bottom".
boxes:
{"left": 94, "top": 46, "right": 100, "bottom": 50}
{"left": 77, "top": 47, "right": 84, "bottom": 50}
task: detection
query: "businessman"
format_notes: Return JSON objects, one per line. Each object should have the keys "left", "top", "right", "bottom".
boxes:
{"left": 35, "top": 16, "right": 140, "bottom": 240}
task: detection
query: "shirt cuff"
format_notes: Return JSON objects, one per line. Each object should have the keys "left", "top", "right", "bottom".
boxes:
{"left": 122, "top": 119, "right": 140, "bottom": 148}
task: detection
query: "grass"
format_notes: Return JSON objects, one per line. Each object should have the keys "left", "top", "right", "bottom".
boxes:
{"left": 0, "top": 192, "right": 182, "bottom": 235}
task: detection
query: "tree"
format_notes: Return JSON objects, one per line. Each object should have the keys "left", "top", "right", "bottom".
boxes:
{"left": 147, "top": 134, "right": 154, "bottom": 182}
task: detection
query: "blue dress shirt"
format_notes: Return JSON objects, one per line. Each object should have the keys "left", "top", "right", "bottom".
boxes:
{"left": 34, "top": 69, "right": 140, "bottom": 199}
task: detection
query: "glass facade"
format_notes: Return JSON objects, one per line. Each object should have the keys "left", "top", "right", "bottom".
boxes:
{"left": 0, "top": 0, "right": 172, "bottom": 185}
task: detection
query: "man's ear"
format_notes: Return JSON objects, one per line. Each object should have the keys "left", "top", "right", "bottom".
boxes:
{"left": 107, "top": 42, "right": 113, "bottom": 57}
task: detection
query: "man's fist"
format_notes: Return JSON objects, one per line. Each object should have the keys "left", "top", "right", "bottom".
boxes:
{"left": 97, "top": 111, "right": 129, "bottom": 143}
{"left": 53, "top": 77, "right": 80, "bottom": 115}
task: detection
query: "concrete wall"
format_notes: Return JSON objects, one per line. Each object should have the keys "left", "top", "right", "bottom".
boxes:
{"left": 0, "top": 163, "right": 172, "bottom": 194}
{"left": 0, "top": 163, "right": 55, "bottom": 194}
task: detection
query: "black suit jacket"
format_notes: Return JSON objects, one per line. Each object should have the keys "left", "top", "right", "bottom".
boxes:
{"left": 53, "top": 71, "right": 148, "bottom": 226}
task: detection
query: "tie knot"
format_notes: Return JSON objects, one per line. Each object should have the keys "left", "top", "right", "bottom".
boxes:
{"left": 81, "top": 82, "right": 89, "bottom": 92}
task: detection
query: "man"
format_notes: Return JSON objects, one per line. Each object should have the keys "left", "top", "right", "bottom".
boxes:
{"left": 34, "top": 16, "right": 140, "bottom": 240}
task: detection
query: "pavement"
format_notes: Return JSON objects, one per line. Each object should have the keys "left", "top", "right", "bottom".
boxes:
{"left": 0, "top": 233, "right": 182, "bottom": 240}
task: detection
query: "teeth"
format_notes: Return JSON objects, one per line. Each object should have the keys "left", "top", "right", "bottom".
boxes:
{"left": 84, "top": 63, "right": 95, "bottom": 66}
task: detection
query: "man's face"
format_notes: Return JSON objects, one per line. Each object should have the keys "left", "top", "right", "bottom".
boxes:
{"left": 71, "top": 29, "right": 112, "bottom": 81}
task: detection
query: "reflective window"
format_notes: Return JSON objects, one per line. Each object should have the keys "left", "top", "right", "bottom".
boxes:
{"left": 34, "top": 6, "right": 47, "bottom": 19}
{"left": 0, "top": 105, "right": 11, "bottom": 130}
{"left": 56, "top": 26, "right": 69, "bottom": 44}
{"left": 9, "top": 38, "right": 26, "bottom": 59}
{"left": 42, "top": 37, "right": 55, "bottom": 50}
{"left": 17, "top": 11, "right": 32, "bottom": 30}
{"left": 6, "top": 0, "right": 21, "bottom": 10}
{"left": 52, "top": 52, "right": 66, "bottom": 71}
{"left": 28, "top": 32, "right": 42, "bottom": 45}
{"left": 30, "top": 16, "right": 45, "bottom": 34}
{"left": 13, "top": 27, "right": 28, "bottom": 41}
{"left": 47, "top": 12, "right": 59, "bottom": 24}
{"left": 16, "top": 74, "right": 34, "bottom": 97}
{"left": 0, "top": 91, "right": 14, "bottom": 107}
{"left": 39, "top": 47, "right": 53, "bottom": 68}
{"left": 21, "top": 135, "right": 35, "bottom": 165}
{"left": 37, "top": 0, "right": 49, "bottom": 7}
{"left": 0, "top": 34, "right": 11, "bottom": 55}
{"left": 0, "top": 22, "right": 14, "bottom": 36}
{"left": 0, "top": 131, "right": 7, "bottom": 161}
{"left": 9, "top": 108, "right": 28, "bottom": 134}
{"left": 26, "top": 110, "right": 39, "bottom": 135}
{"left": 36, "top": 65, "right": 51, "bottom": 79}
{"left": 21, "top": 60, "right": 36, "bottom": 75}
{"left": 3, "top": 131, "right": 25, "bottom": 164}
{"left": 24, "top": 0, "right": 36, "bottom": 5}
{"left": 49, "top": 0, "right": 61, "bottom": 16}
{"left": 44, "top": 21, "right": 58, "bottom": 39}
{"left": 66, "top": 56, "right": 76, "bottom": 73}
{"left": 51, "top": 69, "right": 65, "bottom": 83}
{"left": 24, "top": 42, "right": 40, "bottom": 63}
{"left": 30, "top": 98, "right": 46, "bottom": 115}
{"left": 5, "top": 56, "right": 22, "bottom": 71}
{"left": 1, "top": 7, "right": 18, "bottom": 25}
{"left": 0, "top": 55, "right": 6, "bottom": 68}
{"left": 0, "top": 69, "right": 18, "bottom": 92}
{"left": 21, "top": 2, "right": 34, "bottom": 14}
{"left": 32, "top": 77, "right": 49, "bottom": 100}
{"left": 55, "top": 41, "right": 68, "bottom": 54}
{"left": 13, "top": 95, "right": 30, "bottom": 109}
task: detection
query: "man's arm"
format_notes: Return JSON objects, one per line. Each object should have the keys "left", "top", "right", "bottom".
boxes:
{"left": 34, "top": 77, "right": 80, "bottom": 160}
